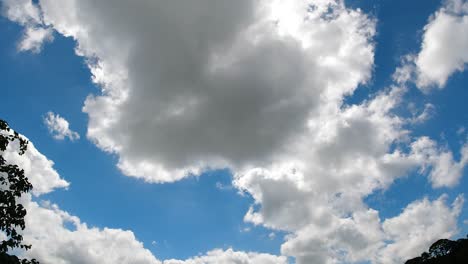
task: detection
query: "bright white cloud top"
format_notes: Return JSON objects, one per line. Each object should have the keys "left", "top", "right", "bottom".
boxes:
{"left": 2, "top": 0, "right": 53, "bottom": 52}
{"left": 2, "top": 131, "right": 286, "bottom": 264}
{"left": 43, "top": 112, "right": 80, "bottom": 141}
{"left": 394, "top": 0, "right": 468, "bottom": 90}
{"left": 416, "top": 0, "right": 468, "bottom": 89}
{"left": 1, "top": 0, "right": 468, "bottom": 263}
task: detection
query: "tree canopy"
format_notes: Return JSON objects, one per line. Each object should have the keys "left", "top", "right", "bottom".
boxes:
{"left": 405, "top": 236, "right": 468, "bottom": 264}
{"left": 0, "top": 119, "right": 39, "bottom": 264}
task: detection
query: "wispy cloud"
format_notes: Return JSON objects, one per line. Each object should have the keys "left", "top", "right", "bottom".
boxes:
{"left": 43, "top": 112, "right": 80, "bottom": 141}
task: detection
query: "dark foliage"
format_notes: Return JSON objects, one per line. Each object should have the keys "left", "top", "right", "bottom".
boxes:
{"left": 0, "top": 120, "right": 39, "bottom": 264}
{"left": 405, "top": 236, "right": 468, "bottom": 264}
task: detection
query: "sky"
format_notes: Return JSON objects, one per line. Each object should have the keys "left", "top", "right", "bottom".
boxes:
{"left": 0, "top": 0, "right": 467, "bottom": 263}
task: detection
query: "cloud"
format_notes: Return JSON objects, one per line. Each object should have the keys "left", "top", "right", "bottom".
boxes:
{"left": 410, "top": 137, "right": 468, "bottom": 188}
{"left": 23, "top": 200, "right": 162, "bottom": 264}
{"left": 415, "top": 0, "right": 468, "bottom": 89}
{"left": 2, "top": 129, "right": 285, "bottom": 264}
{"left": 379, "top": 195, "right": 464, "bottom": 263}
{"left": 163, "top": 249, "right": 287, "bottom": 264}
{"left": 3, "top": 0, "right": 468, "bottom": 263}
{"left": 29, "top": 0, "right": 376, "bottom": 182}
{"left": 267, "top": 193, "right": 462, "bottom": 264}
{"left": 43, "top": 112, "right": 80, "bottom": 141}
{"left": 22, "top": 199, "right": 286, "bottom": 264}
{"left": 1, "top": 133, "right": 69, "bottom": 195}
{"left": 234, "top": 87, "right": 468, "bottom": 263}
{"left": 407, "top": 103, "right": 435, "bottom": 125}
{"left": 23, "top": 199, "right": 286, "bottom": 264}
{"left": 280, "top": 208, "right": 384, "bottom": 264}
{"left": 393, "top": 0, "right": 468, "bottom": 90}
{"left": 1, "top": 0, "right": 53, "bottom": 52}
{"left": 18, "top": 26, "right": 53, "bottom": 52}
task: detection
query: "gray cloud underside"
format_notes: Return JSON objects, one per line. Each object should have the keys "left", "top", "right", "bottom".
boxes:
{"left": 2, "top": 0, "right": 468, "bottom": 263}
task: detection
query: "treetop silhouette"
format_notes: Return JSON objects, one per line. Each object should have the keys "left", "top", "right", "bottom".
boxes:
{"left": 0, "top": 119, "right": 39, "bottom": 264}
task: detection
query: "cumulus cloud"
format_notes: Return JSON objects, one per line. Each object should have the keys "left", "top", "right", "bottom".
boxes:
{"left": 3, "top": 0, "right": 468, "bottom": 263}
{"left": 22, "top": 199, "right": 286, "bottom": 264}
{"left": 1, "top": 132, "right": 69, "bottom": 195}
{"left": 2, "top": 128, "right": 284, "bottom": 264}
{"left": 410, "top": 137, "right": 468, "bottom": 188}
{"left": 234, "top": 87, "right": 468, "bottom": 263}
{"left": 18, "top": 26, "right": 53, "bottom": 52}
{"left": 274, "top": 194, "right": 463, "bottom": 264}
{"left": 1, "top": 0, "right": 53, "bottom": 52}
{"left": 31, "top": 0, "right": 376, "bottom": 182}
{"left": 163, "top": 249, "right": 287, "bottom": 264}
{"left": 379, "top": 195, "right": 464, "bottom": 263}
{"left": 23, "top": 200, "right": 161, "bottom": 264}
{"left": 22, "top": 198, "right": 285, "bottom": 264}
{"left": 415, "top": 0, "right": 468, "bottom": 89}
{"left": 394, "top": 0, "right": 468, "bottom": 89}
{"left": 43, "top": 112, "right": 80, "bottom": 141}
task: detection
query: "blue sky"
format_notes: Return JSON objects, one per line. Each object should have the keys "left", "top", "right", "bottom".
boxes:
{"left": 0, "top": 19, "right": 285, "bottom": 260}
{"left": 1, "top": 0, "right": 467, "bottom": 263}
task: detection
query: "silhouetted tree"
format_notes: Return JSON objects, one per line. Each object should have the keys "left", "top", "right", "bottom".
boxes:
{"left": 405, "top": 236, "right": 468, "bottom": 264}
{"left": 0, "top": 119, "right": 39, "bottom": 264}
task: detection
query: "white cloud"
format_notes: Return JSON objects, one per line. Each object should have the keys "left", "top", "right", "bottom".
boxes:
{"left": 3, "top": 0, "right": 468, "bottom": 263}
{"left": 23, "top": 198, "right": 286, "bottom": 264}
{"left": 407, "top": 103, "right": 435, "bottom": 124}
{"left": 268, "top": 232, "right": 276, "bottom": 240}
{"left": 2, "top": 129, "right": 284, "bottom": 264}
{"left": 416, "top": 0, "right": 468, "bottom": 89}
{"left": 163, "top": 249, "right": 287, "bottom": 264}
{"left": 18, "top": 26, "right": 53, "bottom": 53}
{"left": 23, "top": 200, "right": 162, "bottom": 264}
{"left": 234, "top": 87, "right": 468, "bottom": 263}
{"left": 32, "top": 0, "right": 376, "bottom": 183}
{"left": 392, "top": 0, "right": 468, "bottom": 90}
{"left": 281, "top": 208, "right": 384, "bottom": 264}
{"left": 393, "top": 55, "right": 417, "bottom": 85}
{"left": 1, "top": 0, "right": 53, "bottom": 52}
{"left": 410, "top": 137, "right": 468, "bottom": 188}
{"left": 1, "top": 133, "right": 69, "bottom": 195}
{"left": 43, "top": 112, "right": 80, "bottom": 141}
{"left": 1, "top": 0, "right": 41, "bottom": 25}
{"left": 379, "top": 195, "right": 463, "bottom": 263}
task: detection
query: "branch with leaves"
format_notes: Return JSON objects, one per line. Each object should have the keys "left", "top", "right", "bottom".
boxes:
{"left": 0, "top": 120, "right": 39, "bottom": 264}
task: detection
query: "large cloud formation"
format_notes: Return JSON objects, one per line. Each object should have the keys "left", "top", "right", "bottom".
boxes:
{"left": 234, "top": 87, "right": 467, "bottom": 263}
{"left": 2, "top": 131, "right": 286, "bottom": 264}
{"left": 2, "top": 0, "right": 468, "bottom": 263}
{"left": 36, "top": 0, "right": 376, "bottom": 182}
{"left": 23, "top": 201, "right": 287, "bottom": 264}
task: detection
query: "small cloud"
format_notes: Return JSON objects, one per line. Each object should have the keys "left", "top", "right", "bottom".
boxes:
{"left": 408, "top": 103, "right": 436, "bottom": 124}
{"left": 268, "top": 232, "right": 276, "bottom": 240}
{"left": 240, "top": 226, "right": 251, "bottom": 233}
{"left": 215, "top": 181, "right": 233, "bottom": 191}
{"left": 43, "top": 112, "right": 80, "bottom": 141}
{"left": 18, "top": 27, "right": 54, "bottom": 53}
{"left": 457, "top": 126, "right": 466, "bottom": 136}
{"left": 464, "top": 219, "right": 468, "bottom": 225}
{"left": 393, "top": 55, "right": 416, "bottom": 85}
